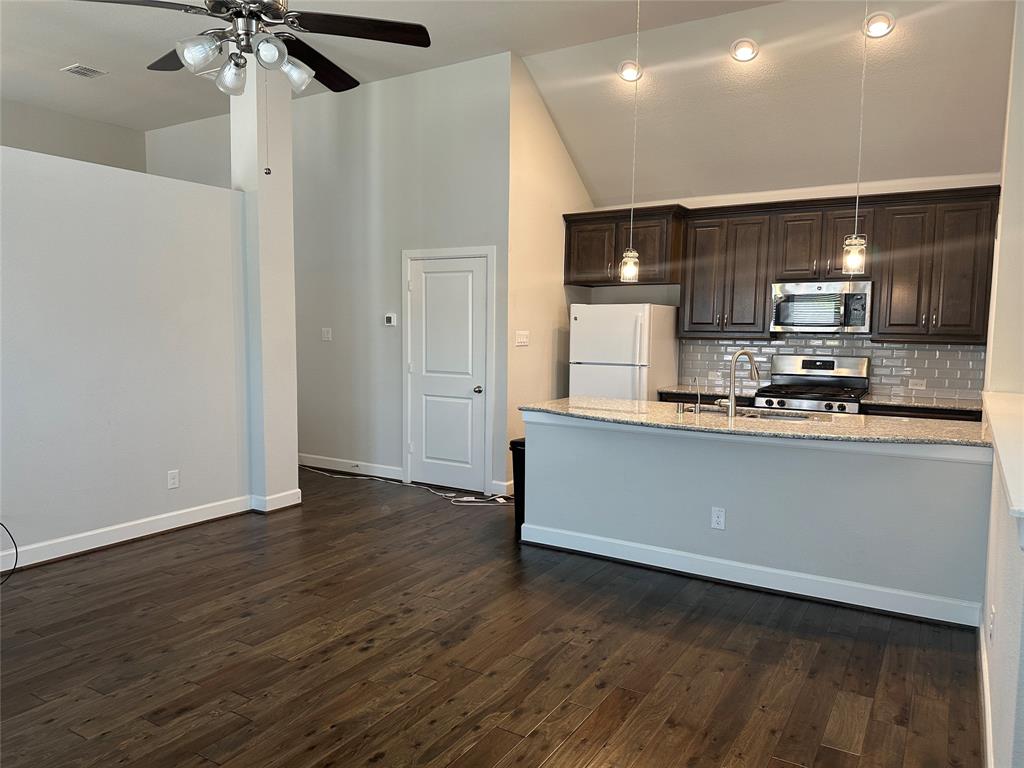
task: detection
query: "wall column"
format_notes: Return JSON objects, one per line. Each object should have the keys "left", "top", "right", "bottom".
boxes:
{"left": 231, "top": 59, "right": 300, "bottom": 512}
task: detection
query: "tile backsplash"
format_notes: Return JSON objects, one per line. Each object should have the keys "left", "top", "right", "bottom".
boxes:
{"left": 679, "top": 335, "right": 985, "bottom": 403}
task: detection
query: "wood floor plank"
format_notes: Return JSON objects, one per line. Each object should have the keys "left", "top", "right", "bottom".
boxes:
{"left": 0, "top": 469, "right": 983, "bottom": 768}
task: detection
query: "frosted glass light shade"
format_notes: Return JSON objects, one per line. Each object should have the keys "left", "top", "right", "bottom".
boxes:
{"left": 617, "top": 60, "right": 642, "bottom": 82}
{"left": 253, "top": 34, "right": 288, "bottom": 70}
{"left": 175, "top": 34, "right": 222, "bottom": 74}
{"left": 215, "top": 54, "right": 247, "bottom": 96}
{"left": 280, "top": 57, "right": 314, "bottom": 93}
{"left": 842, "top": 234, "right": 867, "bottom": 275}
{"left": 619, "top": 248, "right": 640, "bottom": 283}
{"left": 864, "top": 12, "right": 895, "bottom": 38}
{"left": 730, "top": 38, "right": 759, "bottom": 62}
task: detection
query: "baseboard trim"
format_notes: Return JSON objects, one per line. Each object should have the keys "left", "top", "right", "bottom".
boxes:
{"left": 979, "top": 631, "right": 995, "bottom": 768}
{"left": 250, "top": 488, "right": 302, "bottom": 513}
{"left": 489, "top": 479, "right": 513, "bottom": 496}
{"left": 521, "top": 524, "right": 981, "bottom": 626}
{"left": 0, "top": 495, "right": 252, "bottom": 570}
{"left": 299, "top": 453, "right": 403, "bottom": 481}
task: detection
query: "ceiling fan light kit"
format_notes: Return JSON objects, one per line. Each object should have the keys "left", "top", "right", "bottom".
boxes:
{"left": 79, "top": 0, "right": 431, "bottom": 95}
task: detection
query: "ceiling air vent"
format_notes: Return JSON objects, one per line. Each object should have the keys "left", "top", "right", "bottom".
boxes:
{"left": 60, "top": 63, "right": 109, "bottom": 79}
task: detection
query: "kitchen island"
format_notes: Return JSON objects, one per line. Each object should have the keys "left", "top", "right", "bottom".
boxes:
{"left": 520, "top": 397, "right": 993, "bottom": 625}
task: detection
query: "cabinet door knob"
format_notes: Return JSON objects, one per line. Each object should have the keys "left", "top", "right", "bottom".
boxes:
{"left": 724, "top": 313, "right": 729, "bottom": 327}
{"left": 813, "top": 258, "right": 817, "bottom": 274}
{"left": 716, "top": 312, "right": 721, "bottom": 326}
{"left": 826, "top": 258, "right": 831, "bottom": 273}
{"left": 922, "top": 313, "right": 927, "bottom": 327}
{"left": 932, "top": 311, "right": 937, "bottom": 327}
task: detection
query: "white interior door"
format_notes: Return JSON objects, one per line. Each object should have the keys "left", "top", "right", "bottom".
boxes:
{"left": 408, "top": 256, "right": 487, "bottom": 491}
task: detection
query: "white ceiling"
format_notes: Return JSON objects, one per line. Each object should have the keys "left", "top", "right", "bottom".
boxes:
{"left": 0, "top": 0, "right": 772, "bottom": 131}
{"left": 523, "top": 0, "right": 1016, "bottom": 206}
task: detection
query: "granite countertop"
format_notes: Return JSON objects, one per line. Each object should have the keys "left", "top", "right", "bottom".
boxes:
{"left": 658, "top": 385, "right": 983, "bottom": 412}
{"left": 521, "top": 397, "right": 992, "bottom": 447}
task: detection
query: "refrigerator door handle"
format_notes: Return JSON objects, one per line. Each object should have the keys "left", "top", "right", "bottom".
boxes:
{"left": 633, "top": 314, "right": 643, "bottom": 366}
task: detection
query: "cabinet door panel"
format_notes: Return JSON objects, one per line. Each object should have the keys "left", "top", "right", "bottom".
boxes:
{"left": 566, "top": 223, "right": 615, "bottom": 285}
{"left": 616, "top": 218, "right": 669, "bottom": 283}
{"left": 875, "top": 205, "right": 935, "bottom": 337}
{"left": 723, "top": 215, "right": 771, "bottom": 335}
{"left": 680, "top": 219, "right": 726, "bottom": 334}
{"left": 772, "top": 211, "right": 823, "bottom": 280}
{"left": 930, "top": 202, "right": 993, "bottom": 340}
{"left": 822, "top": 207, "right": 875, "bottom": 278}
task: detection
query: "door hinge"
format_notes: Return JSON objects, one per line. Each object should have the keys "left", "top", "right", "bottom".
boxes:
{"left": 408, "top": 441, "right": 414, "bottom": 454}
{"left": 408, "top": 361, "right": 413, "bottom": 373}
{"left": 407, "top": 280, "right": 412, "bottom": 292}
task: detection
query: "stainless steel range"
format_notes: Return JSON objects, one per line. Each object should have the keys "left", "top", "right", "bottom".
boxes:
{"left": 754, "top": 355, "right": 870, "bottom": 413}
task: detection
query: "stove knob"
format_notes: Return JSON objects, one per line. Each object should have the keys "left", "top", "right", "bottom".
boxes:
{"left": 824, "top": 402, "right": 834, "bottom": 411}
{"left": 837, "top": 403, "right": 847, "bottom": 412}
{"left": 777, "top": 400, "right": 786, "bottom": 408}
{"left": 765, "top": 399, "right": 774, "bottom": 407}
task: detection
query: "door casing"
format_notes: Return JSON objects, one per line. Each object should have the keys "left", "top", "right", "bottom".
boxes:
{"left": 402, "top": 246, "right": 498, "bottom": 492}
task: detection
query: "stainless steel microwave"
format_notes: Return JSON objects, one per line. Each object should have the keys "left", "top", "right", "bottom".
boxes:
{"left": 770, "top": 280, "right": 872, "bottom": 334}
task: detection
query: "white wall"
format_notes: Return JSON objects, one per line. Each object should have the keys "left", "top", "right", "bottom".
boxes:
{"left": 1, "top": 99, "right": 146, "bottom": 172}
{"left": 981, "top": 4, "right": 1024, "bottom": 767}
{"left": 506, "top": 56, "right": 593, "bottom": 455}
{"left": 146, "top": 113, "right": 231, "bottom": 188}
{"left": 292, "top": 54, "right": 512, "bottom": 483}
{"left": 0, "top": 148, "right": 250, "bottom": 566}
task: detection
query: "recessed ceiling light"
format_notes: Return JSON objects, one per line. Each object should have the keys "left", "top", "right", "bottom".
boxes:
{"left": 730, "top": 38, "right": 759, "bottom": 62}
{"left": 864, "top": 11, "right": 895, "bottom": 38}
{"left": 617, "top": 60, "right": 643, "bottom": 82}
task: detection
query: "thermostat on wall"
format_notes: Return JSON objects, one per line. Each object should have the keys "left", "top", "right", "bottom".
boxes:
{"left": 384, "top": 313, "right": 398, "bottom": 327}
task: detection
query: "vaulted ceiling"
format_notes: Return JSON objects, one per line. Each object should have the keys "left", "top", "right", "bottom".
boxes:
{"left": 0, "top": 0, "right": 771, "bottom": 131}
{"left": 522, "top": 0, "right": 1015, "bottom": 205}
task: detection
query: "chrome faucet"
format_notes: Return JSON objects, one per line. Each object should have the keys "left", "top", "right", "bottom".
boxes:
{"left": 717, "top": 349, "right": 761, "bottom": 418}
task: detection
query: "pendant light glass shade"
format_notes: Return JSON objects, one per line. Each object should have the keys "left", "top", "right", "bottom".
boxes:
{"left": 253, "top": 34, "right": 288, "bottom": 70}
{"left": 841, "top": 234, "right": 867, "bottom": 275}
{"left": 215, "top": 53, "right": 247, "bottom": 96}
{"left": 280, "top": 57, "right": 315, "bottom": 93}
{"left": 176, "top": 34, "right": 222, "bottom": 74}
{"left": 619, "top": 248, "right": 640, "bottom": 283}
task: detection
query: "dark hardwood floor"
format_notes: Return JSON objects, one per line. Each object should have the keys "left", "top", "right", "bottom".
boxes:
{"left": 2, "top": 468, "right": 982, "bottom": 767}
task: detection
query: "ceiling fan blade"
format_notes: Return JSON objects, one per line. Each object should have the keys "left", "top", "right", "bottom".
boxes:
{"left": 147, "top": 49, "right": 185, "bottom": 71}
{"left": 75, "top": 0, "right": 210, "bottom": 15}
{"left": 281, "top": 36, "right": 359, "bottom": 93}
{"left": 284, "top": 11, "right": 430, "bottom": 48}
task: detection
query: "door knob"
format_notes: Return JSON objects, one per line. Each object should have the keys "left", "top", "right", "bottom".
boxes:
{"left": 473, "top": 386, "right": 483, "bottom": 394}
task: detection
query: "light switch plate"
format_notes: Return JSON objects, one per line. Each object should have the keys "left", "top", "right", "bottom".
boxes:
{"left": 321, "top": 328, "right": 333, "bottom": 342}
{"left": 515, "top": 330, "right": 530, "bottom": 347}
{"left": 167, "top": 470, "right": 180, "bottom": 490}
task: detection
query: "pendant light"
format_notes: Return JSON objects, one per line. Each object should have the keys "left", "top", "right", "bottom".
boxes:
{"left": 619, "top": 0, "right": 642, "bottom": 283}
{"left": 842, "top": 1, "right": 872, "bottom": 276}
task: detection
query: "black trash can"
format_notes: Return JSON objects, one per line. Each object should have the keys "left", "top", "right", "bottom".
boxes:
{"left": 509, "top": 438, "right": 525, "bottom": 542}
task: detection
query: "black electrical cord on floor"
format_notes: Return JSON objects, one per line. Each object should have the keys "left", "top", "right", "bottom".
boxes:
{"left": 1, "top": 522, "right": 16, "bottom": 585}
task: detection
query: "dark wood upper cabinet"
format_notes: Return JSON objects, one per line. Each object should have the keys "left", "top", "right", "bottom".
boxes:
{"left": 566, "top": 186, "right": 997, "bottom": 345}
{"left": 565, "top": 222, "right": 616, "bottom": 285}
{"left": 771, "top": 211, "right": 823, "bottom": 281}
{"left": 822, "top": 207, "right": 875, "bottom": 278}
{"left": 875, "top": 205, "right": 935, "bottom": 337}
{"left": 680, "top": 219, "right": 726, "bottom": 334}
{"left": 679, "top": 216, "right": 770, "bottom": 338}
{"left": 929, "top": 201, "right": 993, "bottom": 339}
{"left": 564, "top": 206, "right": 684, "bottom": 286}
{"left": 873, "top": 197, "right": 994, "bottom": 343}
{"left": 722, "top": 216, "right": 771, "bottom": 334}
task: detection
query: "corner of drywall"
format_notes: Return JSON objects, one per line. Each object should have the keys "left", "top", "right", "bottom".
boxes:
{"left": 506, "top": 54, "right": 594, "bottom": 465}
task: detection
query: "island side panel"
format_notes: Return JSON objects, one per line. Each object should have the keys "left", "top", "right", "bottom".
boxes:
{"left": 521, "top": 411, "right": 991, "bottom": 625}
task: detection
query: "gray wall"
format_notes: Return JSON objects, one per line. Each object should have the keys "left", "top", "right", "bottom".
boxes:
{"left": 1, "top": 99, "right": 146, "bottom": 172}
{"left": 146, "top": 113, "right": 231, "bottom": 188}
{"left": 1, "top": 147, "right": 249, "bottom": 560}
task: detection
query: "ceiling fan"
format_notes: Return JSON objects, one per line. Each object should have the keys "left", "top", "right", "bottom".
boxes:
{"left": 78, "top": 0, "right": 431, "bottom": 95}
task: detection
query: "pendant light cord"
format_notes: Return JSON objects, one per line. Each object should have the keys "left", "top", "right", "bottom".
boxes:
{"left": 628, "top": 0, "right": 640, "bottom": 250}
{"left": 853, "top": 0, "right": 869, "bottom": 227}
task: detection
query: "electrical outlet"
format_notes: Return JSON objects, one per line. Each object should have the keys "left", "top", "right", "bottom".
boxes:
{"left": 711, "top": 507, "right": 726, "bottom": 530}
{"left": 167, "top": 470, "right": 180, "bottom": 490}
{"left": 384, "top": 313, "right": 398, "bottom": 327}
{"left": 988, "top": 605, "right": 996, "bottom": 642}
{"left": 909, "top": 378, "right": 927, "bottom": 390}
{"left": 321, "top": 327, "right": 333, "bottom": 342}
{"left": 515, "top": 330, "right": 530, "bottom": 347}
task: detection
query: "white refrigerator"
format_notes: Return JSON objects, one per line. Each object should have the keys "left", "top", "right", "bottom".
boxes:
{"left": 568, "top": 303, "right": 678, "bottom": 400}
